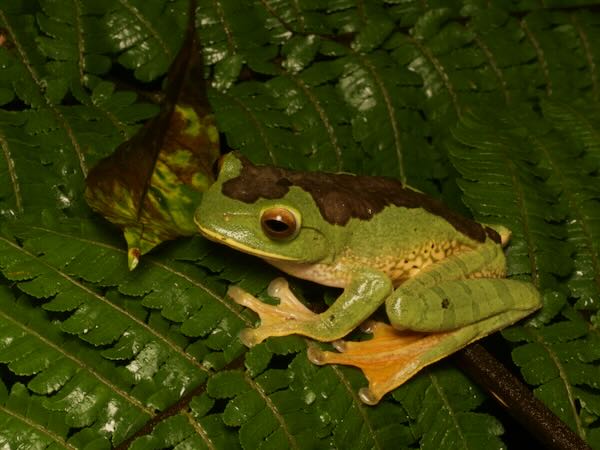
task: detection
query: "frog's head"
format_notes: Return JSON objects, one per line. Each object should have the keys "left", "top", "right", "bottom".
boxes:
{"left": 194, "top": 153, "right": 332, "bottom": 263}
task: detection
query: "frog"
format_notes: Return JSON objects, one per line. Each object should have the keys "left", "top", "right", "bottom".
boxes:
{"left": 194, "top": 153, "right": 541, "bottom": 405}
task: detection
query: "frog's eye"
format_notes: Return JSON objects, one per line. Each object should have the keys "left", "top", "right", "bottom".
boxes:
{"left": 260, "top": 207, "right": 300, "bottom": 240}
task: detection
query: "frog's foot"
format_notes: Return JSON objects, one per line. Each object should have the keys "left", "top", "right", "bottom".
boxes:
{"left": 307, "top": 321, "right": 457, "bottom": 405}
{"left": 228, "top": 278, "right": 315, "bottom": 347}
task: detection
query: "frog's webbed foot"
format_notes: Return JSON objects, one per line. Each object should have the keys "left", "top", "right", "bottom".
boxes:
{"left": 228, "top": 278, "right": 316, "bottom": 346}
{"left": 307, "top": 321, "right": 456, "bottom": 405}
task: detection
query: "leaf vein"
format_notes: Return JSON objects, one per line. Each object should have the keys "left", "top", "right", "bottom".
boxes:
{"left": 429, "top": 372, "right": 468, "bottom": 449}
{"left": 211, "top": 0, "right": 237, "bottom": 53}
{"left": 0, "top": 130, "right": 22, "bottom": 214}
{"left": 473, "top": 35, "right": 510, "bottom": 104}
{"left": 245, "top": 373, "right": 299, "bottom": 449}
{"left": 356, "top": 52, "right": 406, "bottom": 184}
{"left": 571, "top": 13, "right": 598, "bottom": 101}
{"left": 290, "top": 74, "right": 343, "bottom": 170}
{"left": 224, "top": 92, "right": 277, "bottom": 165}
{"left": 409, "top": 36, "right": 461, "bottom": 118}
{"left": 529, "top": 328, "right": 586, "bottom": 439}
{"left": 117, "top": 0, "right": 172, "bottom": 59}
{"left": 258, "top": 0, "right": 295, "bottom": 35}
{"left": 505, "top": 158, "right": 539, "bottom": 285}
{"left": 91, "top": 102, "right": 131, "bottom": 138}
{"left": 72, "top": 0, "right": 86, "bottom": 86}
{"left": 520, "top": 18, "right": 552, "bottom": 96}
{"left": 330, "top": 364, "right": 382, "bottom": 450}
{"left": 184, "top": 410, "right": 217, "bottom": 450}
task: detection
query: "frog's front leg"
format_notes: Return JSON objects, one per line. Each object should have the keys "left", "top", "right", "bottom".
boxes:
{"left": 228, "top": 268, "right": 392, "bottom": 346}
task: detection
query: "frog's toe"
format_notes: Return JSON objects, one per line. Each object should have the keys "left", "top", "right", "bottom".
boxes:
{"left": 307, "top": 346, "right": 328, "bottom": 365}
{"left": 266, "top": 277, "right": 290, "bottom": 297}
{"left": 358, "top": 387, "right": 380, "bottom": 406}
{"left": 359, "top": 320, "right": 378, "bottom": 333}
{"left": 239, "top": 328, "right": 262, "bottom": 347}
{"left": 228, "top": 286, "right": 258, "bottom": 308}
{"left": 359, "top": 320, "right": 398, "bottom": 336}
{"left": 332, "top": 340, "right": 347, "bottom": 352}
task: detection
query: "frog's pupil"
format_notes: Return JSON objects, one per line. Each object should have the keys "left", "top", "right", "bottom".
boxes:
{"left": 265, "top": 219, "right": 288, "bottom": 233}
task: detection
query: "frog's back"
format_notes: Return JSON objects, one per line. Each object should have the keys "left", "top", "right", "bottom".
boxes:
{"left": 222, "top": 155, "right": 499, "bottom": 241}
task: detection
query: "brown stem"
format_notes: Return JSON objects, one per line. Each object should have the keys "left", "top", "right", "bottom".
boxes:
{"left": 456, "top": 344, "right": 591, "bottom": 450}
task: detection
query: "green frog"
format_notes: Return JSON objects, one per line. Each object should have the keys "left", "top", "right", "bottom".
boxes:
{"left": 194, "top": 153, "right": 541, "bottom": 404}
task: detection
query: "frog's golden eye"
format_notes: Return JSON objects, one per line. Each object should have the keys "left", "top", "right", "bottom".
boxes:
{"left": 260, "top": 207, "right": 300, "bottom": 240}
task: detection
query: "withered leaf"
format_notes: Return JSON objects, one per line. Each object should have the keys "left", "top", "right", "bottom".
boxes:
{"left": 85, "top": 9, "right": 219, "bottom": 270}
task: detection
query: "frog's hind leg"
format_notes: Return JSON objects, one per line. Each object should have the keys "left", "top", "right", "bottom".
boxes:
{"left": 308, "top": 278, "right": 540, "bottom": 405}
{"left": 308, "top": 311, "right": 530, "bottom": 405}
{"left": 308, "top": 321, "right": 457, "bottom": 404}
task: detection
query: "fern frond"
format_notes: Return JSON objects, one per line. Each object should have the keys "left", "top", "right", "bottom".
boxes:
{"left": 450, "top": 105, "right": 600, "bottom": 444}
{"left": 0, "top": 111, "right": 50, "bottom": 218}
{"left": 287, "top": 352, "right": 415, "bottom": 449}
{"left": 207, "top": 369, "right": 321, "bottom": 449}
{"left": 0, "top": 227, "right": 211, "bottom": 410}
{"left": 0, "top": 285, "right": 151, "bottom": 446}
{"left": 504, "top": 309, "right": 600, "bottom": 446}
{"left": 1, "top": 1, "right": 600, "bottom": 448}
{"left": 335, "top": 48, "right": 433, "bottom": 184}
{"left": 209, "top": 72, "right": 361, "bottom": 172}
{"left": 394, "top": 366, "right": 504, "bottom": 450}
{"left": 0, "top": 3, "right": 166, "bottom": 218}
{"left": 449, "top": 106, "right": 571, "bottom": 288}
{"left": 540, "top": 100, "right": 600, "bottom": 310}
{"left": 197, "top": 0, "right": 274, "bottom": 86}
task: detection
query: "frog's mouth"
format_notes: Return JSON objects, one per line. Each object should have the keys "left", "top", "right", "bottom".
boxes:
{"left": 196, "top": 222, "right": 301, "bottom": 262}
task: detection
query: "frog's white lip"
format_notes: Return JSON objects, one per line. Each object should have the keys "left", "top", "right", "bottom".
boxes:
{"left": 196, "top": 223, "right": 300, "bottom": 261}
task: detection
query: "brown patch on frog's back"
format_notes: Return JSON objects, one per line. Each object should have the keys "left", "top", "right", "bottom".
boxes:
{"left": 223, "top": 155, "right": 494, "bottom": 243}
{"left": 484, "top": 226, "right": 501, "bottom": 244}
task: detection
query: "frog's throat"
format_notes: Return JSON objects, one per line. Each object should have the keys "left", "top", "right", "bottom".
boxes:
{"left": 196, "top": 223, "right": 300, "bottom": 261}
